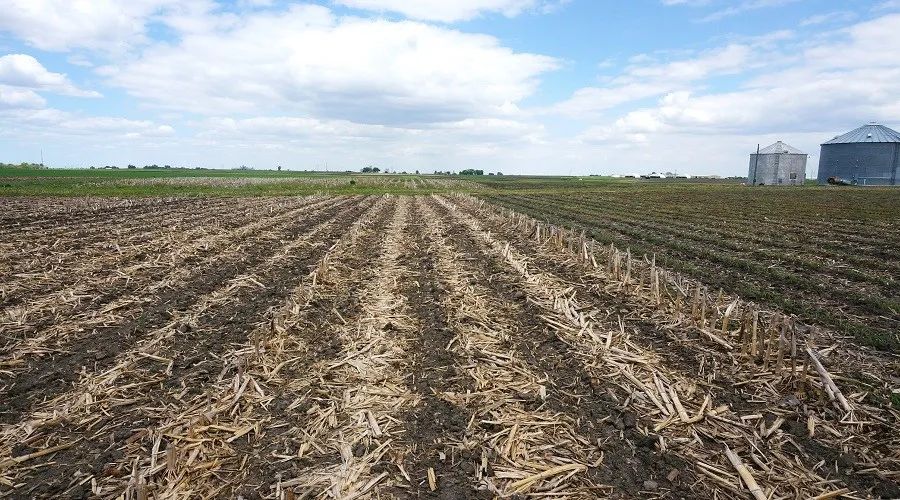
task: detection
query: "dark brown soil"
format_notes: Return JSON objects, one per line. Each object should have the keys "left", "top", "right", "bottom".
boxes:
{"left": 0, "top": 197, "right": 212, "bottom": 239}
{"left": 0, "top": 196, "right": 344, "bottom": 341}
{"left": 0, "top": 197, "right": 279, "bottom": 309}
{"left": 3, "top": 198, "right": 374, "bottom": 498}
{"left": 3, "top": 195, "right": 896, "bottom": 499}
{"left": 230, "top": 199, "right": 397, "bottom": 499}
{"left": 429, "top": 197, "right": 698, "bottom": 498}
{"left": 457, "top": 198, "right": 900, "bottom": 498}
{"left": 391, "top": 202, "right": 482, "bottom": 498}
{"left": 484, "top": 195, "right": 900, "bottom": 353}
{"left": 0, "top": 197, "right": 361, "bottom": 426}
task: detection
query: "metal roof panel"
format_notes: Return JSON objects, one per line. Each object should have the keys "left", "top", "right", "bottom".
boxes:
{"left": 823, "top": 123, "right": 900, "bottom": 144}
{"left": 755, "top": 141, "right": 805, "bottom": 154}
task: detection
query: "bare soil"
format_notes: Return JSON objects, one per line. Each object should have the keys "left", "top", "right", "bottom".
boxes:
{"left": 0, "top": 195, "right": 896, "bottom": 499}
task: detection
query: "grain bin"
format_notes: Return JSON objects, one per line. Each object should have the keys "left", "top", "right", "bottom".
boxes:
{"left": 748, "top": 141, "right": 807, "bottom": 185}
{"left": 817, "top": 123, "right": 900, "bottom": 186}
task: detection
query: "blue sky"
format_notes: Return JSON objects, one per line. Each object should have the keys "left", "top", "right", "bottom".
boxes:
{"left": 1, "top": 0, "right": 899, "bottom": 175}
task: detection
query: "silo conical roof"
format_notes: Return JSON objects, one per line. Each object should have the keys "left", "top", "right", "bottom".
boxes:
{"left": 823, "top": 123, "right": 900, "bottom": 144}
{"left": 757, "top": 141, "right": 805, "bottom": 154}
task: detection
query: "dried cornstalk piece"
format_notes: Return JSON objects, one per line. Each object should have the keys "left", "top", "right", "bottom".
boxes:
{"left": 0, "top": 440, "right": 78, "bottom": 470}
{"left": 724, "top": 447, "right": 766, "bottom": 500}
{"left": 805, "top": 347, "right": 852, "bottom": 413}
{"left": 427, "top": 467, "right": 437, "bottom": 491}
{"left": 507, "top": 464, "right": 587, "bottom": 493}
{"left": 810, "top": 488, "right": 852, "bottom": 499}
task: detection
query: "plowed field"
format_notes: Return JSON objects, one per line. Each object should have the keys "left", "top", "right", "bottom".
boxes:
{"left": 1, "top": 195, "right": 898, "bottom": 499}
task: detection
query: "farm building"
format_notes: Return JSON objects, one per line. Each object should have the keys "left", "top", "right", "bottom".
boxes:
{"left": 817, "top": 123, "right": 900, "bottom": 185}
{"left": 748, "top": 141, "right": 807, "bottom": 185}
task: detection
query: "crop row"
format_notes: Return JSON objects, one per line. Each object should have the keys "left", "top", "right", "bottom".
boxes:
{"left": 509, "top": 192, "right": 899, "bottom": 273}
{"left": 0, "top": 195, "right": 896, "bottom": 498}
{"left": 481, "top": 193, "right": 900, "bottom": 352}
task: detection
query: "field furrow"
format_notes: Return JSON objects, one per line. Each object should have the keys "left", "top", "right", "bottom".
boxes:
{"left": 0, "top": 197, "right": 363, "bottom": 424}
{"left": 0, "top": 197, "right": 372, "bottom": 497}
{"left": 507, "top": 193, "right": 900, "bottom": 284}
{"left": 435, "top": 195, "right": 900, "bottom": 498}
{"left": 271, "top": 196, "right": 419, "bottom": 497}
{"left": 0, "top": 197, "right": 213, "bottom": 237}
{"left": 0, "top": 196, "right": 349, "bottom": 350}
{"left": 0, "top": 190, "right": 896, "bottom": 500}
{"left": 0, "top": 197, "right": 283, "bottom": 304}
{"left": 391, "top": 198, "right": 482, "bottom": 497}
{"left": 484, "top": 194, "right": 900, "bottom": 352}
{"left": 0, "top": 197, "right": 240, "bottom": 252}
{"left": 408, "top": 197, "right": 625, "bottom": 497}
{"left": 422, "top": 196, "right": 699, "bottom": 497}
{"left": 0, "top": 196, "right": 333, "bottom": 313}
{"left": 82, "top": 196, "right": 396, "bottom": 498}
{"left": 0, "top": 198, "right": 253, "bottom": 285}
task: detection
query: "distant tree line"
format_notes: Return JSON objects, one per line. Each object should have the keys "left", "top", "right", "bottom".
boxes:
{"left": 360, "top": 166, "right": 381, "bottom": 173}
{"left": 431, "top": 170, "right": 501, "bottom": 175}
{"left": 0, "top": 162, "right": 46, "bottom": 169}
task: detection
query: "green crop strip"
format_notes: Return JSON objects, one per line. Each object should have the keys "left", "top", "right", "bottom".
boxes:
{"left": 480, "top": 187, "right": 900, "bottom": 353}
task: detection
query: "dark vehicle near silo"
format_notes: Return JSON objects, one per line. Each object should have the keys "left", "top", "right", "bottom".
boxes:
{"left": 817, "top": 123, "right": 900, "bottom": 185}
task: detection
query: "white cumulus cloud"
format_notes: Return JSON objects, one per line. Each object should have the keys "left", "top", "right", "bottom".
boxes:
{"left": 333, "top": 0, "right": 566, "bottom": 22}
{"left": 0, "top": 0, "right": 183, "bottom": 52}
{"left": 552, "top": 43, "right": 759, "bottom": 116}
{"left": 0, "top": 85, "right": 46, "bottom": 109}
{"left": 0, "top": 107, "right": 176, "bottom": 140}
{"left": 568, "top": 13, "right": 900, "bottom": 175}
{"left": 100, "top": 5, "right": 557, "bottom": 126}
{"left": 0, "top": 54, "right": 100, "bottom": 97}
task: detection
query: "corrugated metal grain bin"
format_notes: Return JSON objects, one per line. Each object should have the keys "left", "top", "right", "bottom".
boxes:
{"left": 817, "top": 123, "right": 900, "bottom": 186}
{"left": 748, "top": 141, "right": 807, "bottom": 185}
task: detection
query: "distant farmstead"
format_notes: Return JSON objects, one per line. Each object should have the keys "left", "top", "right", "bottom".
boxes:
{"left": 748, "top": 141, "right": 807, "bottom": 186}
{"left": 817, "top": 123, "right": 900, "bottom": 186}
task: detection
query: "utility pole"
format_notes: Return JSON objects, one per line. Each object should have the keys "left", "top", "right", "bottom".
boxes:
{"left": 751, "top": 143, "right": 760, "bottom": 185}
{"left": 40, "top": 147, "right": 44, "bottom": 167}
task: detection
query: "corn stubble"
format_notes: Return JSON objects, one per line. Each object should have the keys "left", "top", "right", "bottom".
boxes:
{"left": 0, "top": 194, "right": 897, "bottom": 499}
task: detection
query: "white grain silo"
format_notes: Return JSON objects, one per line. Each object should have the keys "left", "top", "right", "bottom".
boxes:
{"left": 748, "top": 141, "right": 808, "bottom": 186}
